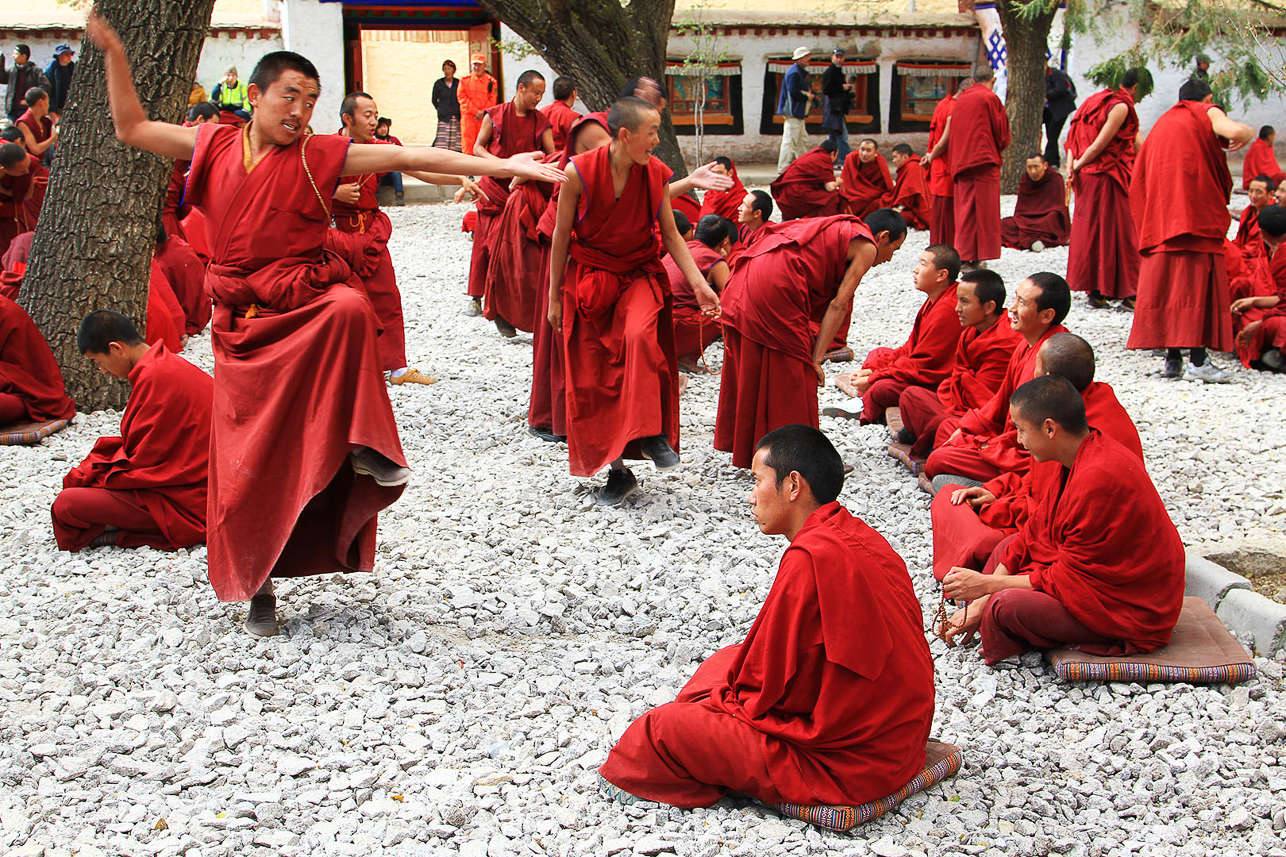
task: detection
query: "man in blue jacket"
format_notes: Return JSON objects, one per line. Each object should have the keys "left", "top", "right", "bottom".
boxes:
{"left": 777, "top": 46, "right": 814, "bottom": 173}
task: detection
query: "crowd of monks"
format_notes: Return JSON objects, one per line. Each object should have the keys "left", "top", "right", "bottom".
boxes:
{"left": 1, "top": 16, "right": 1281, "bottom": 817}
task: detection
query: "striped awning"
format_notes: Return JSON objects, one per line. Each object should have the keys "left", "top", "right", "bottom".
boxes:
{"left": 896, "top": 62, "right": 974, "bottom": 77}
{"left": 665, "top": 60, "right": 743, "bottom": 77}
{"left": 767, "top": 60, "right": 877, "bottom": 75}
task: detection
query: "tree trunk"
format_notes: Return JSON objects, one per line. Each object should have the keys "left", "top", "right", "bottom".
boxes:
{"left": 20, "top": 0, "right": 217, "bottom": 411}
{"left": 478, "top": 0, "right": 688, "bottom": 176}
{"left": 995, "top": 1, "right": 1057, "bottom": 193}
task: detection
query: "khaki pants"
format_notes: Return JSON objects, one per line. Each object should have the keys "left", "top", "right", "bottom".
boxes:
{"left": 776, "top": 117, "right": 808, "bottom": 173}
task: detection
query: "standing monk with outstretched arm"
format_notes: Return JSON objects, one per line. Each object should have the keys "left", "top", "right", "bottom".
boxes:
{"left": 89, "top": 10, "right": 563, "bottom": 636}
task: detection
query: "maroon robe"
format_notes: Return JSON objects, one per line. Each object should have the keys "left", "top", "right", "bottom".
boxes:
{"left": 0, "top": 294, "right": 74, "bottom": 425}
{"left": 1243, "top": 137, "right": 1285, "bottom": 189}
{"left": 883, "top": 156, "right": 931, "bottom": 230}
{"left": 185, "top": 123, "right": 406, "bottom": 602}
{"left": 15, "top": 110, "right": 52, "bottom": 163}
{"left": 543, "top": 101, "right": 580, "bottom": 151}
{"left": 663, "top": 239, "right": 725, "bottom": 360}
{"left": 857, "top": 284, "right": 963, "bottom": 423}
{"left": 485, "top": 162, "right": 557, "bottom": 332}
{"left": 698, "top": 163, "right": 747, "bottom": 222}
{"left": 839, "top": 153, "right": 892, "bottom": 218}
{"left": 155, "top": 236, "right": 208, "bottom": 336}
{"left": 600, "top": 503, "right": 934, "bottom": 807}
{"left": 1235, "top": 205, "right": 1262, "bottom": 257}
{"left": 161, "top": 159, "right": 190, "bottom": 243}
{"left": 146, "top": 263, "right": 185, "bottom": 353}
{"left": 1234, "top": 237, "right": 1286, "bottom": 365}
{"left": 949, "top": 85, "right": 1010, "bottom": 261}
{"left": 928, "top": 94, "right": 957, "bottom": 247}
{"left": 54, "top": 346, "right": 211, "bottom": 551}
{"left": 770, "top": 147, "right": 841, "bottom": 221}
{"left": 1001, "top": 170, "right": 1070, "bottom": 250}
{"left": 0, "top": 160, "right": 48, "bottom": 258}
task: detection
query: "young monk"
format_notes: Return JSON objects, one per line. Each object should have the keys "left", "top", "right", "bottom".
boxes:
{"left": 697, "top": 156, "right": 746, "bottom": 222}
{"left": 52, "top": 310, "right": 212, "bottom": 552}
{"left": 15, "top": 87, "right": 56, "bottom": 163}
{"left": 883, "top": 143, "right": 930, "bottom": 230}
{"left": 1243, "top": 125, "right": 1284, "bottom": 189}
{"left": 1000, "top": 153, "right": 1069, "bottom": 252}
{"left": 548, "top": 97, "right": 718, "bottom": 505}
{"left": 941, "top": 375, "right": 1184, "bottom": 666}
{"left": 1235, "top": 176, "right": 1274, "bottom": 257}
{"left": 715, "top": 210, "right": 906, "bottom": 468}
{"left": 1128, "top": 77, "right": 1253, "bottom": 383}
{"left": 544, "top": 76, "right": 581, "bottom": 150}
{"left": 0, "top": 141, "right": 48, "bottom": 258}
{"left": 926, "top": 79, "right": 971, "bottom": 247}
{"left": 1232, "top": 204, "right": 1286, "bottom": 371}
{"left": 769, "top": 139, "right": 841, "bottom": 220}
{"left": 838, "top": 138, "right": 892, "bottom": 218}
{"left": 89, "top": 11, "right": 563, "bottom": 635}
{"left": 728, "top": 189, "right": 773, "bottom": 268}
{"left": 835, "top": 243, "right": 962, "bottom": 425}
{"left": 924, "top": 272, "right": 1070, "bottom": 487}
{"left": 0, "top": 294, "right": 75, "bottom": 427}
{"left": 663, "top": 214, "right": 730, "bottom": 372}
{"left": 896, "top": 269, "right": 1020, "bottom": 459}
{"left": 599, "top": 424, "right": 934, "bottom": 808}
{"left": 1066, "top": 70, "right": 1144, "bottom": 307}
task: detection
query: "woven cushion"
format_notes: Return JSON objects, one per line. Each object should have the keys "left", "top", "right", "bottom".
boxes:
{"left": 0, "top": 418, "right": 70, "bottom": 446}
{"left": 1048, "top": 597, "right": 1256, "bottom": 684}
{"left": 885, "top": 406, "right": 904, "bottom": 434}
{"left": 768, "top": 740, "right": 962, "bottom": 832}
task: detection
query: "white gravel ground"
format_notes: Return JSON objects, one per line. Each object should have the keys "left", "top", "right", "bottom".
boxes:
{"left": 1, "top": 196, "right": 1284, "bottom": 857}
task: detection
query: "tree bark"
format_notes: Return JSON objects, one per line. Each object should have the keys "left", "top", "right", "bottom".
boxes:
{"left": 995, "top": 1, "right": 1057, "bottom": 193}
{"left": 20, "top": 0, "right": 217, "bottom": 411}
{"left": 478, "top": 0, "right": 688, "bottom": 175}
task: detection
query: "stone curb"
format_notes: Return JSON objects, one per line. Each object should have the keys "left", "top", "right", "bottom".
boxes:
{"left": 1216, "top": 589, "right": 1286, "bottom": 658}
{"left": 1184, "top": 551, "right": 1253, "bottom": 609}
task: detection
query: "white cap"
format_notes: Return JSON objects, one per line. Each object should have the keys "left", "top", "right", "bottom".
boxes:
{"left": 792, "top": 46, "right": 812, "bottom": 61}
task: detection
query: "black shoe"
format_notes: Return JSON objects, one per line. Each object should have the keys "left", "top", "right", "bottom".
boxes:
{"left": 1120, "top": 297, "right": 1136, "bottom": 311}
{"left": 1262, "top": 348, "right": 1286, "bottom": 373}
{"left": 527, "top": 425, "right": 566, "bottom": 442}
{"left": 639, "top": 435, "right": 681, "bottom": 470}
{"left": 896, "top": 427, "right": 915, "bottom": 445}
{"left": 495, "top": 316, "right": 517, "bottom": 338}
{"left": 1087, "top": 292, "right": 1111, "bottom": 309}
{"left": 595, "top": 469, "right": 639, "bottom": 506}
{"left": 351, "top": 447, "right": 412, "bottom": 486}
{"left": 245, "top": 594, "right": 278, "bottom": 637}
{"left": 1162, "top": 355, "right": 1184, "bottom": 379}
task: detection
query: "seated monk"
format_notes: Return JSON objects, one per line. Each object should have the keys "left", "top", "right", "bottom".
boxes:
{"left": 940, "top": 375, "right": 1184, "bottom": 666}
{"left": 599, "top": 424, "right": 934, "bottom": 808}
{"left": 146, "top": 260, "right": 186, "bottom": 352}
{"left": 897, "top": 270, "right": 1020, "bottom": 459}
{"left": 0, "top": 142, "right": 49, "bottom": 259}
{"left": 883, "top": 144, "right": 931, "bottom": 230}
{"left": 697, "top": 156, "right": 747, "bottom": 222}
{"left": 15, "top": 87, "right": 57, "bottom": 164}
{"left": 1235, "top": 176, "right": 1275, "bottom": 258}
{"left": 839, "top": 138, "right": 893, "bottom": 218}
{"left": 769, "top": 140, "right": 841, "bottom": 221}
{"left": 728, "top": 189, "right": 773, "bottom": 269}
{"left": 663, "top": 214, "right": 731, "bottom": 372}
{"left": 1232, "top": 203, "right": 1286, "bottom": 371}
{"left": 1000, "top": 153, "right": 1070, "bottom": 251}
{"left": 154, "top": 222, "right": 209, "bottom": 336}
{"left": 1243, "top": 126, "right": 1285, "bottom": 189}
{"left": 931, "top": 333, "right": 1142, "bottom": 581}
{"left": 838, "top": 243, "right": 963, "bottom": 425}
{"left": 0, "top": 294, "right": 75, "bottom": 427}
{"left": 52, "top": 310, "right": 213, "bottom": 552}
{"left": 2, "top": 229, "right": 33, "bottom": 272}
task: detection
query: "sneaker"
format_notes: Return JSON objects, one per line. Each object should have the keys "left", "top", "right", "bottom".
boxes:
{"left": 394, "top": 193, "right": 405, "bottom": 207}
{"left": 1030, "top": 240, "right": 1045, "bottom": 253}
{"left": 390, "top": 368, "right": 437, "bottom": 386}
{"left": 494, "top": 317, "right": 517, "bottom": 338}
{"left": 1186, "top": 361, "right": 1233, "bottom": 384}
{"left": 245, "top": 594, "right": 278, "bottom": 638}
{"left": 595, "top": 469, "right": 639, "bottom": 506}
{"left": 1120, "top": 297, "right": 1136, "bottom": 311}
{"left": 639, "top": 435, "right": 681, "bottom": 470}
{"left": 1262, "top": 348, "right": 1286, "bottom": 372}
{"left": 820, "top": 406, "right": 860, "bottom": 420}
{"left": 465, "top": 297, "right": 483, "bottom": 317}
{"left": 350, "top": 447, "right": 413, "bottom": 486}
{"left": 1162, "top": 355, "right": 1184, "bottom": 379}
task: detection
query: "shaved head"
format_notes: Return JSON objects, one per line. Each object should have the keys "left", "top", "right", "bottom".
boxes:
{"left": 1038, "top": 332, "right": 1096, "bottom": 392}
{"left": 607, "top": 96, "right": 659, "bottom": 137}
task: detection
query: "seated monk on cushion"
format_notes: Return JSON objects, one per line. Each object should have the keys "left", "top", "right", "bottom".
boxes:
{"left": 0, "top": 294, "right": 75, "bottom": 427}
{"left": 839, "top": 138, "right": 893, "bottom": 218}
{"left": 599, "top": 424, "right": 934, "bottom": 808}
{"left": 1232, "top": 204, "right": 1286, "bottom": 371}
{"left": 770, "top": 140, "right": 841, "bottom": 221}
{"left": 940, "top": 375, "right": 1184, "bottom": 666}
{"left": 883, "top": 143, "right": 931, "bottom": 230}
{"left": 1235, "top": 176, "right": 1275, "bottom": 259}
{"left": 1000, "top": 153, "right": 1069, "bottom": 251}
{"left": 663, "top": 214, "right": 731, "bottom": 372}
{"left": 52, "top": 310, "right": 213, "bottom": 552}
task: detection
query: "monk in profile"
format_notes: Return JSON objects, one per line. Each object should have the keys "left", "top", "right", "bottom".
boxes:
{"left": 697, "top": 156, "right": 746, "bottom": 222}
{"left": 1232, "top": 204, "right": 1286, "bottom": 371}
{"left": 1235, "top": 175, "right": 1275, "bottom": 258}
{"left": 883, "top": 143, "right": 930, "bottom": 230}
{"left": 838, "top": 138, "right": 892, "bottom": 218}
{"left": 1000, "top": 153, "right": 1069, "bottom": 252}
{"left": 0, "top": 294, "right": 75, "bottom": 428}
{"left": 663, "top": 214, "right": 730, "bottom": 372}
{"left": 770, "top": 139, "right": 841, "bottom": 220}
{"left": 0, "top": 141, "right": 48, "bottom": 258}
{"left": 1243, "top": 125, "right": 1284, "bottom": 189}
{"left": 544, "top": 75, "right": 581, "bottom": 150}
{"left": 599, "top": 424, "right": 934, "bottom": 809}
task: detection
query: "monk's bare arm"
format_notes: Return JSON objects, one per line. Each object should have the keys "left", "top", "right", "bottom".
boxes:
{"left": 1071, "top": 102, "right": 1128, "bottom": 170}
{"left": 1207, "top": 107, "right": 1255, "bottom": 152}
{"left": 922, "top": 116, "right": 950, "bottom": 166}
{"left": 87, "top": 10, "right": 197, "bottom": 160}
{"left": 547, "top": 164, "right": 583, "bottom": 330}
{"left": 943, "top": 566, "right": 1030, "bottom": 602}
{"left": 660, "top": 194, "right": 719, "bottom": 313}
{"left": 811, "top": 240, "right": 878, "bottom": 378}
{"left": 709, "top": 260, "right": 731, "bottom": 293}
{"left": 19, "top": 124, "right": 55, "bottom": 156}
{"left": 539, "top": 127, "right": 556, "bottom": 156}
{"left": 473, "top": 113, "right": 497, "bottom": 158}
{"left": 342, "top": 144, "right": 565, "bottom": 184}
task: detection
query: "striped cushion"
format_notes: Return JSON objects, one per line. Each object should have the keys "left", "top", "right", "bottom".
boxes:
{"left": 769, "top": 740, "right": 962, "bottom": 832}
{"left": 0, "top": 418, "right": 70, "bottom": 446}
{"left": 1048, "top": 597, "right": 1256, "bottom": 685}
{"left": 885, "top": 406, "right": 904, "bottom": 434}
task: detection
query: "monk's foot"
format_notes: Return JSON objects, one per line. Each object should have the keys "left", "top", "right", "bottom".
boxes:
{"left": 1029, "top": 240, "right": 1045, "bottom": 253}
{"left": 1162, "top": 355, "right": 1185, "bottom": 379}
{"left": 597, "top": 773, "right": 648, "bottom": 806}
{"left": 677, "top": 356, "right": 703, "bottom": 374}
{"left": 350, "top": 447, "right": 413, "bottom": 487}
{"left": 1187, "top": 361, "right": 1233, "bottom": 384}
{"left": 245, "top": 593, "right": 278, "bottom": 638}
{"left": 494, "top": 317, "right": 517, "bottom": 338}
{"left": 1261, "top": 348, "right": 1285, "bottom": 373}
{"left": 595, "top": 468, "right": 639, "bottom": 506}
{"left": 465, "top": 297, "right": 483, "bottom": 317}
{"left": 639, "top": 435, "right": 681, "bottom": 471}
{"left": 823, "top": 346, "right": 854, "bottom": 363}
{"left": 527, "top": 425, "right": 566, "bottom": 442}
{"left": 1119, "top": 297, "right": 1136, "bottom": 312}
{"left": 390, "top": 368, "right": 437, "bottom": 386}
{"left": 1086, "top": 292, "right": 1111, "bottom": 309}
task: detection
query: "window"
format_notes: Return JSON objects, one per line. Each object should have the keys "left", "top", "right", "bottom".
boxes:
{"left": 889, "top": 61, "right": 973, "bottom": 133}
{"left": 759, "top": 59, "right": 880, "bottom": 136}
{"left": 665, "top": 61, "right": 744, "bottom": 136}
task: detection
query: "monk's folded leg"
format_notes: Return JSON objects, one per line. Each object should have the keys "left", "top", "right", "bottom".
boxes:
{"left": 980, "top": 588, "right": 1118, "bottom": 666}
{"left": 0, "top": 392, "right": 28, "bottom": 424}
{"left": 929, "top": 489, "right": 1006, "bottom": 581}
{"left": 898, "top": 385, "right": 948, "bottom": 457}
{"left": 51, "top": 487, "right": 168, "bottom": 552}
{"left": 858, "top": 378, "right": 906, "bottom": 424}
{"left": 923, "top": 444, "right": 1002, "bottom": 483}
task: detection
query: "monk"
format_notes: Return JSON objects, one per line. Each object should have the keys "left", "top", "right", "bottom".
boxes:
{"left": 544, "top": 76, "right": 581, "bottom": 150}
{"left": 1129, "top": 78, "right": 1253, "bottom": 382}
{"left": 838, "top": 138, "right": 892, "bottom": 218}
{"left": 931, "top": 333, "right": 1142, "bottom": 581}
{"left": 468, "top": 70, "right": 555, "bottom": 324}
{"left": 0, "top": 294, "right": 75, "bottom": 427}
{"left": 883, "top": 144, "right": 930, "bottom": 230}
{"left": 15, "top": 87, "right": 56, "bottom": 163}
{"left": 926, "top": 79, "right": 971, "bottom": 247}
{"left": 896, "top": 269, "right": 1020, "bottom": 460}
{"left": 1065, "top": 70, "right": 1144, "bottom": 307}
{"left": 599, "top": 424, "right": 934, "bottom": 808}
{"left": 770, "top": 140, "right": 841, "bottom": 221}
{"left": 924, "top": 272, "right": 1070, "bottom": 487}
{"left": 458, "top": 53, "right": 499, "bottom": 160}
{"left": 161, "top": 102, "right": 218, "bottom": 247}
{"left": 1232, "top": 204, "right": 1286, "bottom": 371}
{"left": 548, "top": 97, "right": 717, "bottom": 505}
{"left": 90, "top": 11, "right": 563, "bottom": 635}
{"left": 1000, "top": 153, "right": 1069, "bottom": 252}
{"left": 728, "top": 189, "right": 773, "bottom": 268}
{"left": 941, "top": 375, "right": 1184, "bottom": 666}
{"left": 1234, "top": 175, "right": 1274, "bottom": 257}
{"left": 145, "top": 257, "right": 185, "bottom": 353}
{"left": 836, "top": 243, "right": 962, "bottom": 425}
{"left": 53, "top": 310, "right": 212, "bottom": 552}
{"left": 663, "top": 214, "right": 730, "bottom": 372}
{"left": 1243, "top": 126, "right": 1284, "bottom": 189}
{"left": 154, "top": 223, "right": 207, "bottom": 336}
{"left": 715, "top": 210, "right": 906, "bottom": 469}
{"left": 0, "top": 142, "right": 48, "bottom": 258}
{"left": 925, "top": 68, "right": 1009, "bottom": 267}
{"left": 697, "top": 156, "right": 747, "bottom": 222}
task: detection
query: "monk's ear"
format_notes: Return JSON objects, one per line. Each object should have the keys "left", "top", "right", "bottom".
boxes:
{"left": 247, "top": 82, "right": 261, "bottom": 106}
{"left": 875, "top": 230, "right": 891, "bottom": 248}
{"left": 982, "top": 301, "right": 997, "bottom": 316}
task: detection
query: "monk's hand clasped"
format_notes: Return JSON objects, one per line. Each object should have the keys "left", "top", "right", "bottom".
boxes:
{"left": 942, "top": 567, "right": 991, "bottom": 602}
{"left": 506, "top": 152, "right": 567, "bottom": 185}
{"left": 333, "top": 182, "right": 361, "bottom": 206}
{"left": 689, "top": 162, "right": 734, "bottom": 192}
{"left": 950, "top": 485, "right": 996, "bottom": 507}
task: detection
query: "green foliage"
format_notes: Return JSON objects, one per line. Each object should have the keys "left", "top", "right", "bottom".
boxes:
{"left": 1084, "top": 52, "right": 1155, "bottom": 100}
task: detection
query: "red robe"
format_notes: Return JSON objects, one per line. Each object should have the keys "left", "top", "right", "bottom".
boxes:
{"left": 994, "top": 431, "right": 1184, "bottom": 654}
{"left": 1128, "top": 101, "right": 1234, "bottom": 351}
{"left": 839, "top": 153, "right": 892, "bottom": 218}
{"left": 663, "top": 239, "right": 725, "bottom": 360}
{"left": 154, "top": 236, "right": 208, "bottom": 335}
{"left": 561, "top": 144, "right": 678, "bottom": 476}
{"left": 770, "top": 147, "right": 840, "bottom": 221}
{"left": 949, "top": 85, "right": 1010, "bottom": 261}
{"left": 1066, "top": 88, "right": 1141, "bottom": 298}
{"left": 0, "top": 294, "right": 74, "bottom": 424}
{"left": 928, "top": 93, "right": 957, "bottom": 247}
{"left": 185, "top": 122, "right": 406, "bottom": 602}
{"left": 161, "top": 159, "right": 190, "bottom": 243}
{"left": 1243, "top": 137, "right": 1285, "bottom": 189}
{"left": 2, "top": 230, "right": 32, "bottom": 271}
{"left": 698, "top": 164, "right": 747, "bottom": 222}
{"left": 16, "top": 110, "right": 52, "bottom": 163}
{"left": 55, "top": 346, "right": 211, "bottom": 551}
{"left": 543, "top": 101, "right": 580, "bottom": 151}
{"left": 671, "top": 193, "right": 701, "bottom": 226}
{"left": 864, "top": 284, "right": 962, "bottom": 388}
{"left": 180, "top": 206, "right": 212, "bottom": 264}
{"left": 1235, "top": 205, "right": 1261, "bottom": 257}
{"left": 485, "top": 161, "right": 558, "bottom": 332}
{"left": 468, "top": 103, "right": 552, "bottom": 299}
{"left": 715, "top": 216, "right": 872, "bottom": 468}
{"left": 883, "top": 156, "right": 930, "bottom": 230}
{"left": 146, "top": 263, "right": 185, "bottom": 353}
{"left": 1234, "top": 237, "right": 1286, "bottom": 365}
{"left": 600, "top": 502, "right": 934, "bottom": 807}
{"left": 0, "top": 160, "right": 48, "bottom": 258}
{"left": 1000, "top": 170, "right": 1070, "bottom": 250}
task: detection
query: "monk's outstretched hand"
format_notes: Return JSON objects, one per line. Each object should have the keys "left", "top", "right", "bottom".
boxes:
{"left": 86, "top": 7, "right": 125, "bottom": 55}
{"left": 506, "top": 152, "right": 567, "bottom": 184}
{"left": 950, "top": 485, "right": 996, "bottom": 507}
{"left": 689, "top": 162, "right": 734, "bottom": 192}
{"left": 943, "top": 567, "right": 990, "bottom": 602}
